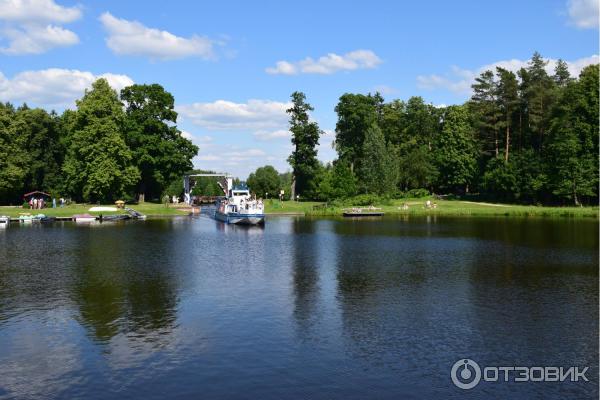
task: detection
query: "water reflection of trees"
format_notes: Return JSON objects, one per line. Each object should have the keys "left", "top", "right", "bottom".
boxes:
{"left": 72, "top": 221, "right": 180, "bottom": 344}
{"left": 291, "top": 219, "right": 320, "bottom": 337}
{"left": 463, "top": 225, "right": 599, "bottom": 369}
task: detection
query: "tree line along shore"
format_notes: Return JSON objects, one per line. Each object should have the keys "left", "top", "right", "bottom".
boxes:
{"left": 0, "top": 52, "right": 598, "bottom": 212}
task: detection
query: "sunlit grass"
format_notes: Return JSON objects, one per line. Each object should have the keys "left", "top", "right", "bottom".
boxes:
{"left": 266, "top": 198, "right": 598, "bottom": 218}
{"left": 0, "top": 202, "right": 189, "bottom": 218}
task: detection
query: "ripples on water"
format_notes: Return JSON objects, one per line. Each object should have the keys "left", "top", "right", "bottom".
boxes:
{"left": 0, "top": 216, "right": 597, "bottom": 399}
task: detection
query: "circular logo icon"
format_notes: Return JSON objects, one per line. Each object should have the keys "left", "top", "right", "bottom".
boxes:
{"left": 451, "top": 359, "right": 481, "bottom": 389}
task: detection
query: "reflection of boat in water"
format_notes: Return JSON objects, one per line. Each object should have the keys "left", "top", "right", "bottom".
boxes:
{"left": 214, "top": 178, "right": 265, "bottom": 225}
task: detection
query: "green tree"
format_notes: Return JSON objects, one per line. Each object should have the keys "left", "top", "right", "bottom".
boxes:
{"left": 397, "top": 145, "right": 438, "bottom": 191}
{"left": 247, "top": 165, "right": 281, "bottom": 198}
{"left": 13, "top": 107, "right": 65, "bottom": 195}
{"left": 360, "top": 123, "right": 396, "bottom": 195}
{"left": 481, "top": 157, "right": 519, "bottom": 201}
{"left": 0, "top": 103, "right": 28, "bottom": 203}
{"left": 403, "top": 96, "right": 439, "bottom": 151}
{"left": 121, "top": 84, "right": 198, "bottom": 202}
{"left": 525, "top": 52, "right": 557, "bottom": 152}
{"left": 553, "top": 59, "right": 572, "bottom": 88}
{"left": 287, "top": 92, "right": 322, "bottom": 199}
{"left": 470, "top": 70, "right": 501, "bottom": 158}
{"left": 434, "top": 106, "right": 478, "bottom": 193}
{"left": 334, "top": 93, "right": 383, "bottom": 172}
{"left": 317, "top": 160, "right": 358, "bottom": 200}
{"left": 546, "top": 65, "right": 599, "bottom": 205}
{"left": 63, "top": 79, "right": 140, "bottom": 202}
{"left": 495, "top": 67, "right": 519, "bottom": 162}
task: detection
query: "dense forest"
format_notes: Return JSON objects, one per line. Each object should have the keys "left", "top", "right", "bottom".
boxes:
{"left": 0, "top": 53, "right": 598, "bottom": 206}
{"left": 0, "top": 79, "right": 198, "bottom": 205}
{"left": 252, "top": 53, "right": 599, "bottom": 206}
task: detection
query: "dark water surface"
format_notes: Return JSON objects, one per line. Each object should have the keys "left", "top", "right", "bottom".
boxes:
{"left": 0, "top": 216, "right": 597, "bottom": 399}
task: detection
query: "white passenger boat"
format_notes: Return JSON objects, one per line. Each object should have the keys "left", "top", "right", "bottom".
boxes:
{"left": 0, "top": 216, "right": 9, "bottom": 228}
{"left": 214, "top": 178, "right": 265, "bottom": 225}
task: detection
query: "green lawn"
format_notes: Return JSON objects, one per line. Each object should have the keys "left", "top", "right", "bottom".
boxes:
{"left": 266, "top": 198, "right": 599, "bottom": 218}
{"left": 2, "top": 199, "right": 596, "bottom": 219}
{"left": 0, "top": 202, "right": 189, "bottom": 218}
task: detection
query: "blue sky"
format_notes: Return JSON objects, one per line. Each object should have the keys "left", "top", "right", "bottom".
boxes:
{"left": 0, "top": 0, "right": 598, "bottom": 178}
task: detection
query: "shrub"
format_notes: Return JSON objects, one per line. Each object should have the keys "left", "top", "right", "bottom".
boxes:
{"left": 405, "top": 188, "right": 430, "bottom": 198}
{"left": 22, "top": 201, "right": 30, "bottom": 209}
{"left": 348, "top": 194, "right": 382, "bottom": 206}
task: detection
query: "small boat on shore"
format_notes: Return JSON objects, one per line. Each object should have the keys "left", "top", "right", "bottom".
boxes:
{"left": 342, "top": 207, "right": 385, "bottom": 217}
{"left": 214, "top": 178, "right": 265, "bottom": 225}
{"left": 124, "top": 207, "right": 146, "bottom": 220}
{"left": 18, "top": 214, "right": 35, "bottom": 223}
{"left": 0, "top": 216, "right": 9, "bottom": 228}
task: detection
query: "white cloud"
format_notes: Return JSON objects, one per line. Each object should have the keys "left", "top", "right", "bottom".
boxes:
{"left": 99, "top": 12, "right": 215, "bottom": 60}
{"left": 417, "top": 54, "right": 600, "bottom": 96}
{"left": 0, "top": 23, "right": 78, "bottom": 54}
{"left": 177, "top": 99, "right": 291, "bottom": 131}
{"left": 180, "top": 130, "right": 194, "bottom": 140}
{"left": 253, "top": 129, "right": 290, "bottom": 140}
{"left": 0, "top": 0, "right": 81, "bottom": 54}
{"left": 196, "top": 135, "right": 213, "bottom": 143}
{"left": 0, "top": 68, "right": 133, "bottom": 107}
{"left": 197, "top": 154, "right": 220, "bottom": 161}
{"left": 266, "top": 49, "right": 382, "bottom": 75}
{"left": 567, "top": 0, "right": 599, "bottom": 28}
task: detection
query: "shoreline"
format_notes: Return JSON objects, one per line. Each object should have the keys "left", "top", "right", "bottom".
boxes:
{"left": 1, "top": 199, "right": 597, "bottom": 220}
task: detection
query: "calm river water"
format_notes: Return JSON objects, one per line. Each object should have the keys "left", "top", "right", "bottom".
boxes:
{"left": 0, "top": 216, "right": 597, "bottom": 399}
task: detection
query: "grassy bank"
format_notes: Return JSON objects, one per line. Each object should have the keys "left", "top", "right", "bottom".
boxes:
{"left": 0, "top": 202, "right": 189, "bottom": 218}
{"left": 265, "top": 198, "right": 599, "bottom": 218}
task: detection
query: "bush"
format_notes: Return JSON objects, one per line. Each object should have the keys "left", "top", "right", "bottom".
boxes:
{"left": 405, "top": 188, "right": 430, "bottom": 198}
{"left": 22, "top": 201, "right": 30, "bottom": 209}
{"left": 347, "top": 194, "right": 382, "bottom": 206}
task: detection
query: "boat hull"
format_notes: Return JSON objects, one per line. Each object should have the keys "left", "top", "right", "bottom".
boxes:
{"left": 215, "top": 211, "right": 265, "bottom": 225}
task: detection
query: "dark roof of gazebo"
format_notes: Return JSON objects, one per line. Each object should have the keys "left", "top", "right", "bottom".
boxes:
{"left": 23, "top": 191, "right": 51, "bottom": 198}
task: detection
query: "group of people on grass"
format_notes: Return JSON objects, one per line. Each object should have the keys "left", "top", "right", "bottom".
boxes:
{"left": 28, "top": 197, "right": 46, "bottom": 209}
{"left": 27, "top": 197, "right": 66, "bottom": 209}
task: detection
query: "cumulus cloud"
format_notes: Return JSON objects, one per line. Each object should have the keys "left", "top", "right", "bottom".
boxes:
{"left": 417, "top": 54, "right": 600, "bottom": 96}
{"left": 177, "top": 99, "right": 291, "bottom": 131}
{"left": 253, "top": 129, "right": 291, "bottom": 141}
{"left": 0, "top": 68, "right": 133, "bottom": 107}
{"left": 0, "top": 0, "right": 81, "bottom": 23}
{"left": 0, "top": 0, "right": 81, "bottom": 54}
{"left": 99, "top": 12, "right": 215, "bottom": 60}
{"left": 180, "top": 130, "right": 194, "bottom": 140}
{"left": 266, "top": 49, "right": 382, "bottom": 75}
{"left": 179, "top": 99, "right": 334, "bottom": 177}
{"left": 567, "top": 0, "right": 599, "bottom": 29}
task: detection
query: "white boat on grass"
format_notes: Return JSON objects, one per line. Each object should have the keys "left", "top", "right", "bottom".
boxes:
{"left": 73, "top": 213, "right": 96, "bottom": 223}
